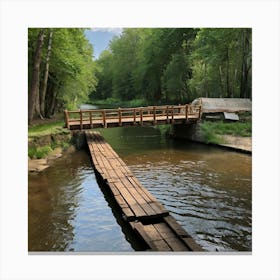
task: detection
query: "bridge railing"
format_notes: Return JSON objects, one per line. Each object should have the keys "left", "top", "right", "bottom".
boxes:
{"left": 64, "top": 104, "right": 201, "bottom": 129}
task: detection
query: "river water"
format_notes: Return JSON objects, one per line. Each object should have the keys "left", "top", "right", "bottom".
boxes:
{"left": 28, "top": 126, "right": 252, "bottom": 252}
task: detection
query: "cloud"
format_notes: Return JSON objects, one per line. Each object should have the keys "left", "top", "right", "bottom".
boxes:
{"left": 90, "top": 28, "right": 123, "bottom": 35}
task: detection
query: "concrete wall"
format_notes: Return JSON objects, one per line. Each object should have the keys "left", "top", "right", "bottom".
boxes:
{"left": 171, "top": 121, "right": 205, "bottom": 143}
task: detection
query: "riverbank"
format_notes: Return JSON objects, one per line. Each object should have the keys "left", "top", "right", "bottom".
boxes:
{"left": 28, "top": 116, "right": 251, "bottom": 173}
{"left": 171, "top": 121, "right": 252, "bottom": 154}
{"left": 28, "top": 117, "right": 74, "bottom": 172}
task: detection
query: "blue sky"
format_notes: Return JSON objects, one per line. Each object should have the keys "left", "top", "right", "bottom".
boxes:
{"left": 85, "top": 28, "right": 123, "bottom": 59}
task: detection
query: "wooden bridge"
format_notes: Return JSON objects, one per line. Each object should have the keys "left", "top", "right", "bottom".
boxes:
{"left": 64, "top": 104, "right": 201, "bottom": 130}
{"left": 86, "top": 131, "right": 203, "bottom": 251}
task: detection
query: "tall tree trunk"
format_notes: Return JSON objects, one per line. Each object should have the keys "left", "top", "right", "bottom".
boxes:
{"left": 240, "top": 29, "right": 251, "bottom": 98}
{"left": 226, "top": 47, "right": 232, "bottom": 98}
{"left": 49, "top": 90, "right": 58, "bottom": 116}
{"left": 35, "top": 90, "right": 43, "bottom": 119}
{"left": 240, "top": 30, "right": 246, "bottom": 98}
{"left": 218, "top": 65, "right": 224, "bottom": 97}
{"left": 40, "top": 29, "right": 53, "bottom": 117}
{"left": 28, "top": 28, "right": 45, "bottom": 124}
{"left": 233, "top": 68, "right": 237, "bottom": 97}
{"left": 204, "top": 63, "right": 208, "bottom": 97}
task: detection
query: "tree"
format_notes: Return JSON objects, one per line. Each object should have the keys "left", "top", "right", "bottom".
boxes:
{"left": 40, "top": 29, "right": 53, "bottom": 117}
{"left": 188, "top": 28, "right": 252, "bottom": 99}
{"left": 28, "top": 28, "right": 45, "bottom": 124}
{"left": 28, "top": 28, "right": 97, "bottom": 123}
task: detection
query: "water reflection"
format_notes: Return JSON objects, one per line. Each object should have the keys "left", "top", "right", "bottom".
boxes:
{"left": 28, "top": 151, "right": 135, "bottom": 252}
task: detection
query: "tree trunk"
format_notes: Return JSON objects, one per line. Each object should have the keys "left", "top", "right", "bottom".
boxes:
{"left": 218, "top": 65, "right": 224, "bottom": 97}
{"left": 49, "top": 90, "right": 58, "bottom": 117}
{"left": 28, "top": 29, "right": 45, "bottom": 124}
{"left": 204, "top": 63, "right": 208, "bottom": 97}
{"left": 35, "top": 90, "right": 43, "bottom": 119}
{"left": 240, "top": 29, "right": 251, "bottom": 98}
{"left": 40, "top": 29, "right": 53, "bottom": 117}
{"left": 226, "top": 47, "right": 232, "bottom": 98}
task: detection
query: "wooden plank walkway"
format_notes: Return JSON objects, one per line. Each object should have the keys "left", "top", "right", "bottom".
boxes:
{"left": 65, "top": 104, "right": 201, "bottom": 130}
{"left": 86, "top": 131, "right": 203, "bottom": 251}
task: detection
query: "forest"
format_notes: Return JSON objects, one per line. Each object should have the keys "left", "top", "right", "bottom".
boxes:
{"left": 28, "top": 28, "right": 251, "bottom": 124}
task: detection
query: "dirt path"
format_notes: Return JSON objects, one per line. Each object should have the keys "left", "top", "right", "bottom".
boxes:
{"left": 221, "top": 135, "right": 252, "bottom": 153}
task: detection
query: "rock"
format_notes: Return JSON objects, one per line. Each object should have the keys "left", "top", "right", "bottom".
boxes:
{"left": 28, "top": 158, "right": 49, "bottom": 172}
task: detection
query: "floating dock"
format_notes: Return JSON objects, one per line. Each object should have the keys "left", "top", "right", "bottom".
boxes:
{"left": 86, "top": 131, "right": 203, "bottom": 251}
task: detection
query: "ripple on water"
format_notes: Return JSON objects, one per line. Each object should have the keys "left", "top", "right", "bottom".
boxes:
{"left": 128, "top": 157, "right": 251, "bottom": 252}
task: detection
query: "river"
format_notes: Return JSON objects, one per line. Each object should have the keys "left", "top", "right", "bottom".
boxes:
{"left": 28, "top": 125, "right": 251, "bottom": 252}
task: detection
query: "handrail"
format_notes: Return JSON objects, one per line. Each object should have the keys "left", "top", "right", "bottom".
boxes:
{"left": 64, "top": 104, "right": 201, "bottom": 129}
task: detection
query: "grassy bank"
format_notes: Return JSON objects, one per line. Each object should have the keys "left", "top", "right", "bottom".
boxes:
{"left": 200, "top": 121, "right": 252, "bottom": 144}
{"left": 28, "top": 121, "right": 66, "bottom": 137}
{"left": 28, "top": 120, "right": 72, "bottom": 159}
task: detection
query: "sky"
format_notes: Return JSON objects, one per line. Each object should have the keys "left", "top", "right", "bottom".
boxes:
{"left": 85, "top": 28, "right": 123, "bottom": 60}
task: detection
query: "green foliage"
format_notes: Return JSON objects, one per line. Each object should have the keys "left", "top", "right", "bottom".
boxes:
{"left": 28, "top": 121, "right": 66, "bottom": 137}
{"left": 90, "top": 97, "right": 148, "bottom": 108}
{"left": 28, "top": 28, "right": 98, "bottom": 119}
{"left": 91, "top": 28, "right": 198, "bottom": 104}
{"left": 188, "top": 28, "right": 252, "bottom": 99}
{"left": 28, "top": 145, "right": 53, "bottom": 159}
{"left": 200, "top": 124, "right": 224, "bottom": 144}
{"left": 91, "top": 28, "right": 251, "bottom": 105}
{"left": 200, "top": 121, "right": 252, "bottom": 143}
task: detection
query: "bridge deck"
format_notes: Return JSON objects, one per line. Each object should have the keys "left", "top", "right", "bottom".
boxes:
{"left": 86, "top": 131, "right": 203, "bottom": 251}
{"left": 65, "top": 104, "right": 201, "bottom": 130}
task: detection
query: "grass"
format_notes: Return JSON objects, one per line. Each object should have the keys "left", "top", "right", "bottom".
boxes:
{"left": 200, "top": 120, "right": 252, "bottom": 144}
{"left": 28, "top": 119, "right": 72, "bottom": 159}
{"left": 28, "top": 145, "right": 53, "bottom": 159}
{"left": 28, "top": 121, "right": 66, "bottom": 137}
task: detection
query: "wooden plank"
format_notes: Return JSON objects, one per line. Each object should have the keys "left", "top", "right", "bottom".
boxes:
{"left": 181, "top": 238, "right": 203, "bottom": 251}
{"left": 118, "top": 109, "right": 122, "bottom": 126}
{"left": 185, "top": 104, "right": 188, "bottom": 122}
{"left": 153, "top": 223, "right": 175, "bottom": 240}
{"left": 164, "top": 237, "right": 188, "bottom": 251}
{"left": 141, "top": 224, "right": 162, "bottom": 241}
{"left": 153, "top": 106, "right": 156, "bottom": 125}
{"left": 114, "top": 194, "right": 129, "bottom": 208}
{"left": 102, "top": 110, "right": 107, "bottom": 128}
{"left": 79, "top": 110, "right": 83, "bottom": 130}
{"left": 89, "top": 111, "right": 93, "bottom": 129}
{"left": 132, "top": 222, "right": 157, "bottom": 250}
{"left": 108, "top": 183, "right": 120, "bottom": 196}
{"left": 150, "top": 240, "right": 172, "bottom": 251}
{"left": 163, "top": 216, "right": 190, "bottom": 238}
{"left": 122, "top": 207, "right": 135, "bottom": 221}
{"left": 127, "top": 188, "right": 157, "bottom": 216}
{"left": 117, "top": 187, "right": 147, "bottom": 217}
{"left": 64, "top": 110, "right": 70, "bottom": 129}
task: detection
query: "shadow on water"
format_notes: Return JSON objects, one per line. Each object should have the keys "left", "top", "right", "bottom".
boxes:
{"left": 93, "top": 170, "right": 149, "bottom": 251}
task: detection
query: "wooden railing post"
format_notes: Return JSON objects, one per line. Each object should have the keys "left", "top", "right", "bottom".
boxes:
{"left": 79, "top": 109, "right": 83, "bottom": 130}
{"left": 198, "top": 105, "right": 202, "bottom": 119}
{"left": 153, "top": 106, "right": 156, "bottom": 125}
{"left": 102, "top": 110, "right": 107, "bottom": 128}
{"left": 118, "top": 108, "right": 122, "bottom": 126}
{"left": 166, "top": 106, "right": 169, "bottom": 124}
{"left": 140, "top": 108, "right": 143, "bottom": 125}
{"left": 64, "top": 110, "right": 69, "bottom": 129}
{"left": 171, "top": 106, "right": 174, "bottom": 123}
{"left": 185, "top": 104, "right": 188, "bottom": 123}
{"left": 133, "top": 109, "right": 136, "bottom": 125}
{"left": 89, "top": 111, "right": 93, "bottom": 129}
